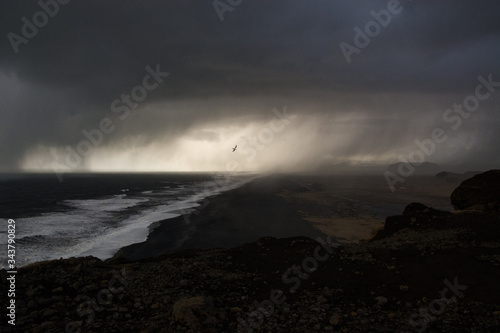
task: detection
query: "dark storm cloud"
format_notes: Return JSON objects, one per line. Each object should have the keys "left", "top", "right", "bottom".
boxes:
{"left": 0, "top": 0, "right": 499, "bottom": 171}
{"left": 3, "top": 0, "right": 499, "bottom": 96}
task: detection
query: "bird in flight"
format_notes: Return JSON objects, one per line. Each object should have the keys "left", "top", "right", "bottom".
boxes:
{"left": 232, "top": 145, "right": 237, "bottom": 152}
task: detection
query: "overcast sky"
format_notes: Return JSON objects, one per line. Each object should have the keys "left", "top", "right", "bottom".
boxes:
{"left": 1, "top": 0, "right": 499, "bottom": 174}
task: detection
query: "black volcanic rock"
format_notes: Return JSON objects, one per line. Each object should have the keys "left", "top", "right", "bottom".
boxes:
{"left": 450, "top": 170, "right": 500, "bottom": 211}
{"left": 403, "top": 202, "right": 448, "bottom": 217}
{"left": 373, "top": 203, "right": 452, "bottom": 239}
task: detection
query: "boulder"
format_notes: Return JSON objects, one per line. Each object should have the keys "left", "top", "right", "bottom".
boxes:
{"left": 450, "top": 170, "right": 500, "bottom": 211}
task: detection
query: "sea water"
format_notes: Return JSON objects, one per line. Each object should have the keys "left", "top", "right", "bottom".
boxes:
{"left": 0, "top": 172, "right": 254, "bottom": 268}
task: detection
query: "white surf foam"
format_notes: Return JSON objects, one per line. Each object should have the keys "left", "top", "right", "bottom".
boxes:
{"left": 64, "top": 194, "right": 147, "bottom": 212}
{"left": 0, "top": 175, "right": 255, "bottom": 268}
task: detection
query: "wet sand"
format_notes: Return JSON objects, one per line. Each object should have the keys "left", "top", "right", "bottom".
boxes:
{"left": 113, "top": 175, "right": 326, "bottom": 261}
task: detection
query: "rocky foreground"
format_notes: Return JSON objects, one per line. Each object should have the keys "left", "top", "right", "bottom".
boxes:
{"left": 2, "top": 171, "right": 500, "bottom": 332}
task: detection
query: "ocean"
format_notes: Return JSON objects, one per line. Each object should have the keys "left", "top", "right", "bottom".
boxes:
{"left": 0, "top": 172, "right": 254, "bottom": 269}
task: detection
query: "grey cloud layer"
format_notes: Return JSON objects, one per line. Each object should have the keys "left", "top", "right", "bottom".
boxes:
{"left": 1, "top": 0, "right": 499, "bottom": 171}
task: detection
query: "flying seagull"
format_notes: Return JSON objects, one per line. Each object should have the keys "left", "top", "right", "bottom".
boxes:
{"left": 232, "top": 145, "right": 237, "bottom": 152}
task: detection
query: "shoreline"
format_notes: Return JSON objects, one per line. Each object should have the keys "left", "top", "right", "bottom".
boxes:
{"left": 111, "top": 175, "right": 330, "bottom": 261}
{"left": 112, "top": 173, "right": 458, "bottom": 262}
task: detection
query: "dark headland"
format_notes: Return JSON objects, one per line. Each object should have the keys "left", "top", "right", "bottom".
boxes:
{"left": 2, "top": 171, "right": 500, "bottom": 332}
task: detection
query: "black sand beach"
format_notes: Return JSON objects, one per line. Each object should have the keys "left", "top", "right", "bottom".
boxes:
{"left": 114, "top": 176, "right": 327, "bottom": 261}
